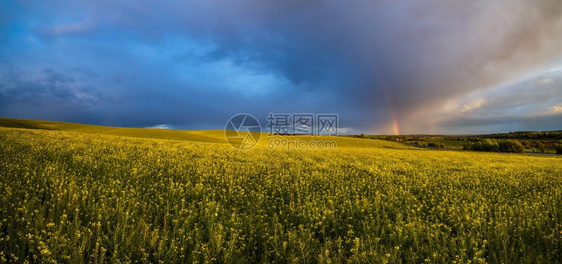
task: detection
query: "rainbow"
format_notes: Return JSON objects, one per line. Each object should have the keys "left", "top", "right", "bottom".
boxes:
{"left": 393, "top": 119, "right": 400, "bottom": 136}
{"left": 373, "top": 66, "right": 400, "bottom": 135}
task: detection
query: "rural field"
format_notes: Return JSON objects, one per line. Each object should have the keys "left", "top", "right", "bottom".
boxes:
{"left": 0, "top": 119, "right": 561, "bottom": 263}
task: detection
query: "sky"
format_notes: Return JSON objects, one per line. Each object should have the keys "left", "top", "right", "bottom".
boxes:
{"left": 1, "top": 0, "right": 561, "bottom": 135}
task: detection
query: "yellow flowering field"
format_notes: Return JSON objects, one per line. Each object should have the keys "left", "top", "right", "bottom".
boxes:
{"left": 0, "top": 126, "right": 561, "bottom": 263}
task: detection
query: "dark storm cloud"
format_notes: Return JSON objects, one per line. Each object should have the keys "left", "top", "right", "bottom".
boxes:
{"left": 0, "top": 66, "right": 111, "bottom": 107}
{"left": 0, "top": 64, "right": 118, "bottom": 124}
{"left": 1, "top": 0, "right": 562, "bottom": 133}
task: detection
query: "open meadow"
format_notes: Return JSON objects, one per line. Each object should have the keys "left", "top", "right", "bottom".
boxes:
{"left": 0, "top": 119, "right": 561, "bottom": 263}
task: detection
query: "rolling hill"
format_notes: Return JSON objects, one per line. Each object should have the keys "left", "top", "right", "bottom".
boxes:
{"left": 0, "top": 117, "right": 411, "bottom": 149}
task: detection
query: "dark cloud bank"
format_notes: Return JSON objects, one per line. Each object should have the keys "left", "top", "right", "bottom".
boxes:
{"left": 1, "top": 0, "right": 562, "bottom": 134}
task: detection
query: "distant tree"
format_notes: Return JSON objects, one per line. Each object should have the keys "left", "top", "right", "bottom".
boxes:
{"left": 478, "top": 139, "right": 498, "bottom": 152}
{"left": 471, "top": 142, "right": 483, "bottom": 151}
{"left": 554, "top": 144, "right": 562, "bottom": 155}
{"left": 535, "top": 142, "right": 545, "bottom": 153}
{"left": 468, "top": 137, "right": 480, "bottom": 142}
{"left": 359, "top": 133, "right": 366, "bottom": 138}
{"left": 427, "top": 142, "right": 445, "bottom": 149}
{"left": 498, "top": 140, "right": 524, "bottom": 153}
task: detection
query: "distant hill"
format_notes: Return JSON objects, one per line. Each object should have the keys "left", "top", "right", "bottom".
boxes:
{"left": 482, "top": 131, "right": 562, "bottom": 139}
{"left": 0, "top": 118, "right": 59, "bottom": 130}
{"left": 0, "top": 117, "right": 412, "bottom": 150}
{"left": 0, "top": 118, "right": 226, "bottom": 144}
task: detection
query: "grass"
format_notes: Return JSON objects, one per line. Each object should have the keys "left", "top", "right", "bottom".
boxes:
{"left": 0, "top": 118, "right": 411, "bottom": 150}
{"left": 0, "top": 118, "right": 561, "bottom": 263}
{"left": 0, "top": 118, "right": 58, "bottom": 130}
{"left": 0, "top": 118, "right": 226, "bottom": 144}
